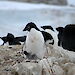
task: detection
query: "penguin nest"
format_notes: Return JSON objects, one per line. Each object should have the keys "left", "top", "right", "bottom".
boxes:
{"left": 0, "top": 45, "right": 75, "bottom": 75}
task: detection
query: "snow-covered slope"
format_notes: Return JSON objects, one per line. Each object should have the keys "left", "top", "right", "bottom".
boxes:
{"left": 67, "top": 0, "right": 75, "bottom": 6}
{"left": 0, "top": 1, "right": 75, "bottom": 37}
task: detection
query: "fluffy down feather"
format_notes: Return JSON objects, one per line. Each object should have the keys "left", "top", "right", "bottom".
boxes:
{"left": 23, "top": 28, "right": 46, "bottom": 59}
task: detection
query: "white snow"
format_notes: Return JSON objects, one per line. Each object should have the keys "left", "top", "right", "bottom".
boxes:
{"left": 0, "top": 1, "right": 75, "bottom": 10}
{"left": 67, "top": 0, "right": 75, "bottom": 6}
{"left": 0, "top": 1, "right": 75, "bottom": 37}
{"left": 0, "top": 1, "right": 50, "bottom": 10}
{"left": 0, "top": 39, "right": 3, "bottom": 45}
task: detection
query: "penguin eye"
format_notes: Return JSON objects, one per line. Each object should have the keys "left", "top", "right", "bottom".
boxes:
{"left": 28, "top": 26, "right": 30, "bottom": 29}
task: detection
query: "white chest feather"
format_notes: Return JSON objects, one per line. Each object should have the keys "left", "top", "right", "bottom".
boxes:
{"left": 25, "top": 28, "right": 46, "bottom": 59}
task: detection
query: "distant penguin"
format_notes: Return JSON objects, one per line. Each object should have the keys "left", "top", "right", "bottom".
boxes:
{"left": 0, "top": 36, "right": 7, "bottom": 45}
{"left": 41, "top": 26, "right": 58, "bottom": 47}
{"left": 56, "top": 25, "right": 75, "bottom": 51}
{"left": 23, "top": 22, "right": 46, "bottom": 59}
{"left": 15, "top": 36, "right": 26, "bottom": 44}
{"left": 6, "top": 33, "right": 21, "bottom": 45}
{"left": 56, "top": 27, "right": 64, "bottom": 46}
{"left": 41, "top": 25, "right": 54, "bottom": 31}
{"left": 0, "top": 33, "right": 26, "bottom": 45}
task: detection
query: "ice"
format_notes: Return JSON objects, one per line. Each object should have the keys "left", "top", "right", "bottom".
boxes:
{"left": 67, "top": 0, "right": 75, "bottom": 6}
{"left": 0, "top": 1, "right": 75, "bottom": 37}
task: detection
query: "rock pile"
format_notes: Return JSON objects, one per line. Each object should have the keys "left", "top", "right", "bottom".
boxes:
{"left": 0, "top": 45, "right": 75, "bottom": 75}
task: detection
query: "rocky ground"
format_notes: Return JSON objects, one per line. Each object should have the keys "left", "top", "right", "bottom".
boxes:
{"left": 0, "top": 45, "right": 24, "bottom": 75}
{"left": 0, "top": 45, "right": 41, "bottom": 75}
{"left": 0, "top": 45, "right": 75, "bottom": 75}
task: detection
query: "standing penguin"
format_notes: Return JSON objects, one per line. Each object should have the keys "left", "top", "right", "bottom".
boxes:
{"left": 23, "top": 22, "right": 46, "bottom": 59}
{"left": 41, "top": 26, "right": 58, "bottom": 47}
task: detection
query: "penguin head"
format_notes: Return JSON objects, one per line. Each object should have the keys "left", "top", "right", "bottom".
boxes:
{"left": 56, "top": 27, "right": 64, "bottom": 33}
{"left": 23, "top": 22, "right": 40, "bottom": 31}
{"left": 41, "top": 26, "right": 54, "bottom": 31}
{"left": 7, "top": 33, "right": 14, "bottom": 41}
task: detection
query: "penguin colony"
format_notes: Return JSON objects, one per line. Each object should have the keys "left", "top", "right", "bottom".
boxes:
{"left": 0, "top": 33, "right": 26, "bottom": 45}
{"left": 0, "top": 22, "right": 75, "bottom": 59}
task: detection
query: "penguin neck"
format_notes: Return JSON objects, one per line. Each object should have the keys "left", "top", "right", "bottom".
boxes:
{"left": 29, "top": 27, "right": 40, "bottom": 32}
{"left": 35, "top": 27, "right": 40, "bottom": 31}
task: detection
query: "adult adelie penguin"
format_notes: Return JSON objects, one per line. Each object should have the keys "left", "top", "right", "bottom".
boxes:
{"left": 41, "top": 25, "right": 58, "bottom": 47}
{"left": 23, "top": 22, "right": 46, "bottom": 59}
